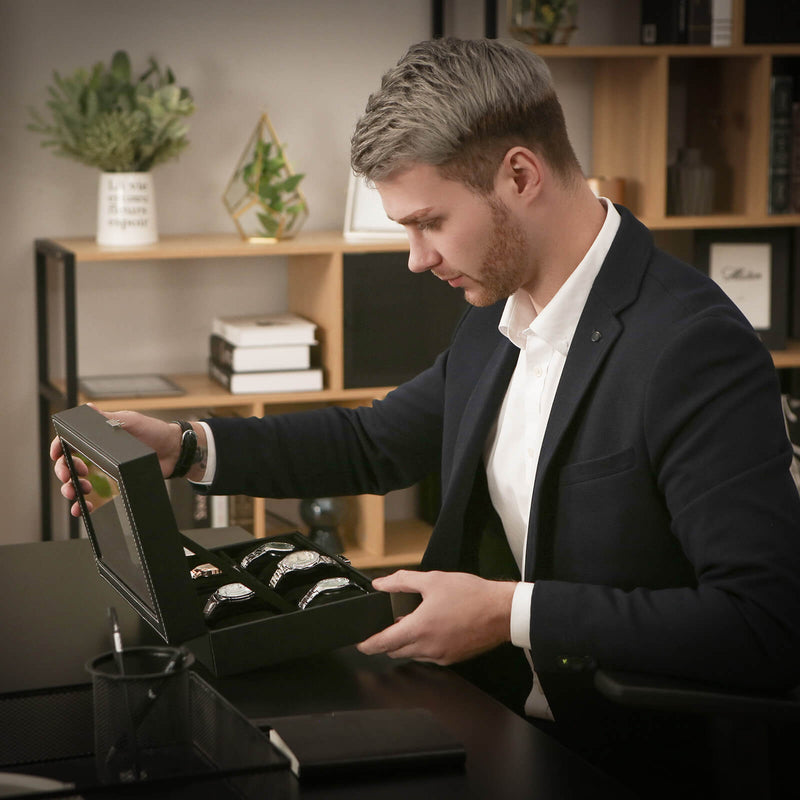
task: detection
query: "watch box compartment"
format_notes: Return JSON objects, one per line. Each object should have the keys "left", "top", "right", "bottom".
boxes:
{"left": 51, "top": 404, "right": 395, "bottom": 677}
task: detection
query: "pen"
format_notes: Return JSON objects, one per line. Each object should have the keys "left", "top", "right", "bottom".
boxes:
{"left": 107, "top": 606, "right": 142, "bottom": 780}
{"left": 105, "top": 643, "right": 187, "bottom": 768}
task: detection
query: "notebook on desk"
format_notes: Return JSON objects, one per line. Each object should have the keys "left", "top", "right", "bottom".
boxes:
{"left": 254, "top": 707, "right": 465, "bottom": 782}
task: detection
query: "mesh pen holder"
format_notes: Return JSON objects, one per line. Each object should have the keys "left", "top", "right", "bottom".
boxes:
{"left": 86, "top": 645, "right": 194, "bottom": 784}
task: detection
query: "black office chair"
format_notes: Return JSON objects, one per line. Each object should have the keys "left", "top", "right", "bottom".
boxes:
{"left": 595, "top": 668, "right": 800, "bottom": 799}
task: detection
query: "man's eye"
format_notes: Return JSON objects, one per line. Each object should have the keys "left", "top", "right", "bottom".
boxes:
{"left": 417, "top": 219, "right": 440, "bottom": 231}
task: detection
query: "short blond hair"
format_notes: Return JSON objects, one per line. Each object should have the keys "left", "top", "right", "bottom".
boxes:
{"left": 351, "top": 37, "right": 582, "bottom": 192}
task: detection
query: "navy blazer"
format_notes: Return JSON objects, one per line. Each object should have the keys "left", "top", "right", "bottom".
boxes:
{"left": 205, "top": 207, "right": 800, "bottom": 708}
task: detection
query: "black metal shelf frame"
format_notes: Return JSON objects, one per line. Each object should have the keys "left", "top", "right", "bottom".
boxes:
{"left": 36, "top": 238, "right": 80, "bottom": 541}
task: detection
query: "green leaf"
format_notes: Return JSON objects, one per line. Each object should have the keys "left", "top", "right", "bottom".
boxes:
{"left": 111, "top": 51, "right": 131, "bottom": 82}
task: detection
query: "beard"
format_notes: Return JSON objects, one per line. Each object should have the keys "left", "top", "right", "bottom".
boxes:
{"left": 462, "top": 196, "right": 529, "bottom": 308}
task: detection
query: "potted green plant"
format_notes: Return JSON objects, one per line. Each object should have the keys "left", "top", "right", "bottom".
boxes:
{"left": 507, "top": 0, "right": 578, "bottom": 45}
{"left": 29, "top": 50, "right": 195, "bottom": 246}
{"left": 222, "top": 113, "right": 308, "bottom": 242}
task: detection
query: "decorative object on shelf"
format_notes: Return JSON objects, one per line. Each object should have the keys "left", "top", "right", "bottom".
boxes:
{"left": 667, "top": 147, "right": 715, "bottom": 216}
{"left": 344, "top": 174, "right": 406, "bottom": 241}
{"left": 223, "top": 113, "right": 308, "bottom": 242}
{"left": 299, "top": 497, "right": 347, "bottom": 555}
{"left": 507, "top": 0, "right": 578, "bottom": 45}
{"left": 28, "top": 50, "right": 195, "bottom": 247}
{"left": 694, "top": 227, "right": 791, "bottom": 351}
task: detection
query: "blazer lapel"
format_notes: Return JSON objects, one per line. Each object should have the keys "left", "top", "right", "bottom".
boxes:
{"left": 523, "top": 206, "right": 654, "bottom": 579}
{"left": 424, "top": 337, "right": 518, "bottom": 570}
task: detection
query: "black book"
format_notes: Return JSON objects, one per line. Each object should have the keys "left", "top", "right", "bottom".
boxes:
{"left": 255, "top": 708, "right": 465, "bottom": 782}
{"left": 769, "top": 75, "right": 794, "bottom": 214}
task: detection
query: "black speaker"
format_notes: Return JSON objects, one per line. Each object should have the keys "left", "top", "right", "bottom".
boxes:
{"left": 343, "top": 252, "right": 468, "bottom": 389}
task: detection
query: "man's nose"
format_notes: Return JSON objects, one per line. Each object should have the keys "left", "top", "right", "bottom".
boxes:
{"left": 407, "top": 233, "right": 441, "bottom": 274}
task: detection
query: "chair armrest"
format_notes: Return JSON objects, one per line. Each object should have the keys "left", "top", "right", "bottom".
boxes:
{"left": 594, "top": 669, "right": 800, "bottom": 721}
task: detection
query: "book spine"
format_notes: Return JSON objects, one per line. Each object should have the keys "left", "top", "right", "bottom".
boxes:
{"left": 711, "top": 0, "right": 733, "bottom": 46}
{"left": 209, "top": 360, "right": 233, "bottom": 391}
{"left": 209, "top": 334, "right": 235, "bottom": 370}
{"left": 687, "top": 0, "right": 711, "bottom": 44}
{"left": 792, "top": 100, "right": 800, "bottom": 214}
{"left": 769, "top": 75, "right": 794, "bottom": 215}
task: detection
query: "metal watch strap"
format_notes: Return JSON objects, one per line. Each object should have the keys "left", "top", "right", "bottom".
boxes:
{"left": 168, "top": 420, "right": 197, "bottom": 479}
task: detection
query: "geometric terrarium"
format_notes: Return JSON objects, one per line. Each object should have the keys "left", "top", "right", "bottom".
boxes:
{"left": 222, "top": 113, "right": 308, "bottom": 242}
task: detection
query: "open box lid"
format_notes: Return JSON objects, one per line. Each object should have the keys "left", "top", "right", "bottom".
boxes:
{"left": 52, "top": 404, "right": 207, "bottom": 643}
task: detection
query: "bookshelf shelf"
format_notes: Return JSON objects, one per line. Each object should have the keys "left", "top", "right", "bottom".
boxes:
{"left": 35, "top": 233, "right": 431, "bottom": 570}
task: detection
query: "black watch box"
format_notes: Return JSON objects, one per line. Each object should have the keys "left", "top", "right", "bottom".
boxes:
{"left": 51, "top": 404, "right": 396, "bottom": 677}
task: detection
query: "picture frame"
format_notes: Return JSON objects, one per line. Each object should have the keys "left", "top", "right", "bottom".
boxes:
{"left": 343, "top": 173, "right": 407, "bottom": 241}
{"left": 694, "top": 228, "right": 791, "bottom": 350}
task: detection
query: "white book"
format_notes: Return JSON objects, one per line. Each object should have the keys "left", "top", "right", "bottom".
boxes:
{"left": 209, "top": 334, "right": 312, "bottom": 372}
{"left": 711, "top": 0, "right": 732, "bottom": 46}
{"left": 212, "top": 312, "right": 317, "bottom": 347}
{"left": 209, "top": 361, "right": 324, "bottom": 394}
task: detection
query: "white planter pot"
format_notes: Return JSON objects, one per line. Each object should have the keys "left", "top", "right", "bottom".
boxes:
{"left": 96, "top": 172, "right": 158, "bottom": 246}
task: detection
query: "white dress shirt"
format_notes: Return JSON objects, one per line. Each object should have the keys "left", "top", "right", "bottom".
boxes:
{"left": 194, "top": 200, "right": 621, "bottom": 718}
{"left": 484, "top": 199, "right": 620, "bottom": 718}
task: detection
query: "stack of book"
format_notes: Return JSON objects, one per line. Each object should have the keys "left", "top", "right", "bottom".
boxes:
{"left": 209, "top": 312, "right": 323, "bottom": 394}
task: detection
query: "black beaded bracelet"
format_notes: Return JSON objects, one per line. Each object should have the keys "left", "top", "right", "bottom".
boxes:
{"left": 168, "top": 420, "right": 198, "bottom": 479}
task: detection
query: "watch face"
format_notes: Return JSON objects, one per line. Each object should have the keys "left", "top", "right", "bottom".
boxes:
{"left": 218, "top": 582, "right": 254, "bottom": 601}
{"left": 283, "top": 550, "right": 319, "bottom": 569}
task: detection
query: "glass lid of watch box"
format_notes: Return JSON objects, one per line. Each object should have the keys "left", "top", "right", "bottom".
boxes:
{"left": 52, "top": 404, "right": 208, "bottom": 644}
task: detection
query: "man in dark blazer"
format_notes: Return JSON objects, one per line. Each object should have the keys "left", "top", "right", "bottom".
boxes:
{"left": 54, "top": 38, "right": 800, "bottom": 796}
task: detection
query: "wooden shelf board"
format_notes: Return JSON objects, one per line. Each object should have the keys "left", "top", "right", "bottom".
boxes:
{"left": 55, "top": 374, "right": 395, "bottom": 411}
{"left": 44, "top": 231, "right": 409, "bottom": 262}
{"left": 533, "top": 44, "right": 800, "bottom": 59}
{"left": 645, "top": 213, "right": 800, "bottom": 230}
{"left": 772, "top": 340, "right": 800, "bottom": 370}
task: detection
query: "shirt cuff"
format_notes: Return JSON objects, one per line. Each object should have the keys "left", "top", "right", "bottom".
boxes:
{"left": 510, "top": 581, "right": 534, "bottom": 650}
{"left": 189, "top": 421, "right": 217, "bottom": 486}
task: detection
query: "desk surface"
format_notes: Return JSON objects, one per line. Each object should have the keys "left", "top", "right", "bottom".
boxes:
{"left": 0, "top": 535, "right": 632, "bottom": 799}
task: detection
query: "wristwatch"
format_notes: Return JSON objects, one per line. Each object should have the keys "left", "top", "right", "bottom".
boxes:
{"left": 203, "top": 582, "right": 256, "bottom": 619}
{"left": 240, "top": 540, "right": 295, "bottom": 569}
{"left": 298, "top": 576, "right": 364, "bottom": 610}
{"left": 268, "top": 550, "right": 337, "bottom": 590}
{"left": 190, "top": 562, "right": 222, "bottom": 580}
{"left": 168, "top": 420, "right": 197, "bottom": 479}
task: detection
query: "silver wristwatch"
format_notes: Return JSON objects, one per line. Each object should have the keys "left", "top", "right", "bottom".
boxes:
{"left": 268, "top": 550, "right": 337, "bottom": 590}
{"left": 203, "top": 582, "right": 256, "bottom": 618}
{"left": 298, "top": 576, "right": 364, "bottom": 610}
{"left": 240, "top": 540, "right": 295, "bottom": 569}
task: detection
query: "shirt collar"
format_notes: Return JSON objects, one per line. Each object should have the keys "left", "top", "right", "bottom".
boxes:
{"left": 498, "top": 199, "right": 621, "bottom": 353}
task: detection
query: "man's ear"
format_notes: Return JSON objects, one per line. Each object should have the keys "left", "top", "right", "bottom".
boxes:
{"left": 497, "top": 147, "right": 544, "bottom": 204}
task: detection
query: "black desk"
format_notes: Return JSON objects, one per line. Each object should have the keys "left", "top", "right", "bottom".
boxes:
{"left": 0, "top": 535, "right": 633, "bottom": 799}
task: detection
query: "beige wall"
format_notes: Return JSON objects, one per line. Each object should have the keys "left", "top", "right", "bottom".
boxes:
{"left": 0, "top": 0, "right": 635, "bottom": 544}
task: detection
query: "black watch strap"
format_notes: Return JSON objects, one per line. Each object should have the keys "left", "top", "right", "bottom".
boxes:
{"left": 168, "top": 420, "right": 198, "bottom": 479}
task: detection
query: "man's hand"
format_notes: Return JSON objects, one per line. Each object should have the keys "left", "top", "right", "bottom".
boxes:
{"left": 50, "top": 407, "right": 188, "bottom": 517}
{"left": 357, "top": 570, "right": 516, "bottom": 665}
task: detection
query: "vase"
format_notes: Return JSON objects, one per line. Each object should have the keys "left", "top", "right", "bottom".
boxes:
{"left": 667, "top": 148, "right": 715, "bottom": 216}
{"left": 96, "top": 172, "right": 158, "bottom": 247}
